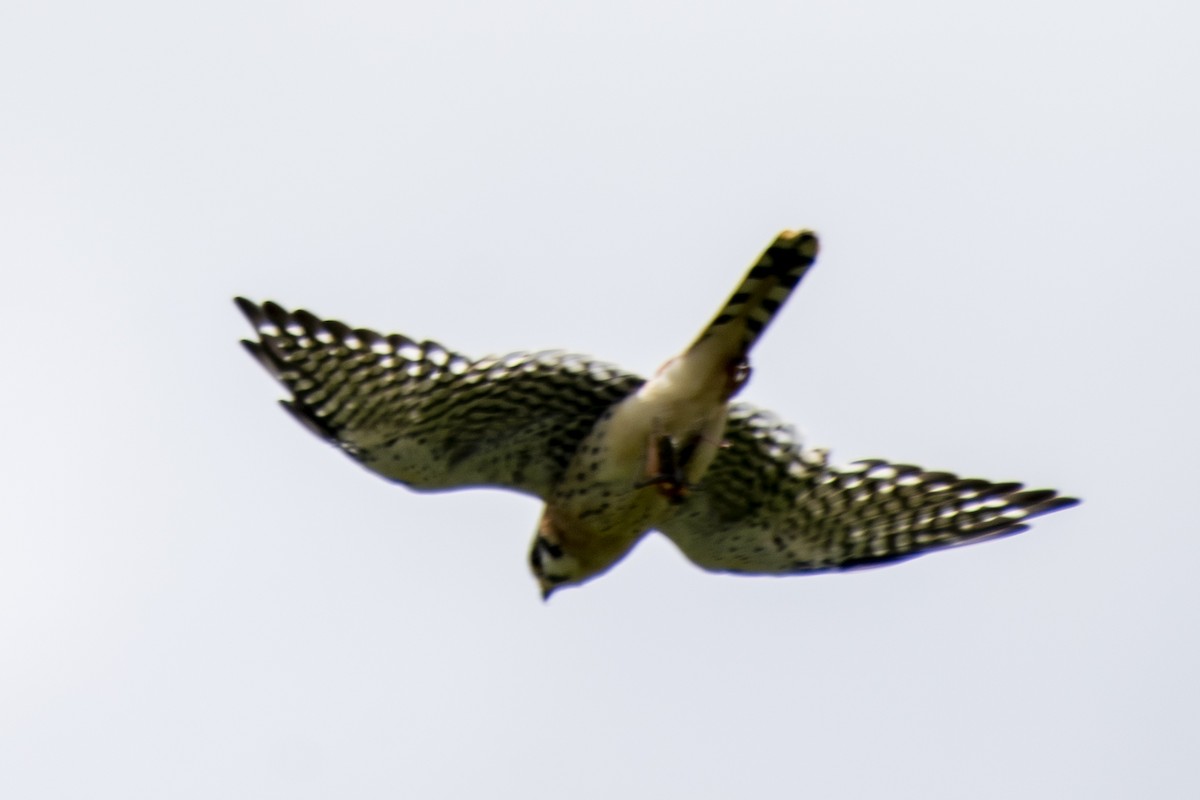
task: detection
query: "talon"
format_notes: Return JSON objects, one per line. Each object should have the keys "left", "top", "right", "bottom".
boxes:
{"left": 634, "top": 474, "right": 692, "bottom": 505}
{"left": 725, "top": 356, "right": 752, "bottom": 399}
{"left": 636, "top": 434, "right": 697, "bottom": 505}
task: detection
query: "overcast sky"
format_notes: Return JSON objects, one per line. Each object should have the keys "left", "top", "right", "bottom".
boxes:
{"left": 3, "top": 1, "right": 1198, "bottom": 798}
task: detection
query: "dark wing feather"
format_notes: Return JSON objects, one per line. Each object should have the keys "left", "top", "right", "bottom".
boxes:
{"left": 659, "top": 403, "right": 1079, "bottom": 574}
{"left": 236, "top": 298, "right": 644, "bottom": 499}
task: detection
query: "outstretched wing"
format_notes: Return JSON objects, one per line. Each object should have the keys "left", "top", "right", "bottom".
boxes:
{"left": 659, "top": 404, "right": 1079, "bottom": 574}
{"left": 236, "top": 298, "right": 644, "bottom": 499}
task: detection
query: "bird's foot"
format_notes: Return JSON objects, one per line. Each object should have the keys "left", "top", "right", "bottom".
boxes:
{"left": 636, "top": 434, "right": 699, "bottom": 505}
{"left": 724, "top": 356, "right": 752, "bottom": 400}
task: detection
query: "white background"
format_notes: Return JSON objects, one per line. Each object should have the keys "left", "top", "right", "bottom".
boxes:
{"left": 3, "top": 1, "right": 1197, "bottom": 797}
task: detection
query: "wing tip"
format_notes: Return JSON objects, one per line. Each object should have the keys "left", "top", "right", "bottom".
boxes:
{"left": 233, "top": 295, "right": 259, "bottom": 319}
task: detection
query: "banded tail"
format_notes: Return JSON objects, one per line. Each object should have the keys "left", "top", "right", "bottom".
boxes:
{"left": 688, "top": 230, "right": 819, "bottom": 358}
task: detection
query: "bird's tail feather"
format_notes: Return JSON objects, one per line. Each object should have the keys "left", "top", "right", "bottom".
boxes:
{"left": 687, "top": 229, "right": 819, "bottom": 358}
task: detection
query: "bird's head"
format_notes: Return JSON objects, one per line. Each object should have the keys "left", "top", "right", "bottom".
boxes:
{"left": 528, "top": 511, "right": 588, "bottom": 600}
{"left": 529, "top": 503, "right": 651, "bottom": 600}
{"left": 529, "top": 507, "right": 643, "bottom": 600}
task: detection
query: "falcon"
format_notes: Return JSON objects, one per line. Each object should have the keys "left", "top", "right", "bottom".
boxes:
{"left": 236, "top": 230, "right": 1077, "bottom": 598}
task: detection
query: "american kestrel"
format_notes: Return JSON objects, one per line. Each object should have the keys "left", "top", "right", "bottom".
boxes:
{"left": 236, "top": 230, "right": 1077, "bottom": 598}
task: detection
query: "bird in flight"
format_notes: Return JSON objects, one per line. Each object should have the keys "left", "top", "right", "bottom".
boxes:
{"left": 236, "top": 230, "right": 1077, "bottom": 598}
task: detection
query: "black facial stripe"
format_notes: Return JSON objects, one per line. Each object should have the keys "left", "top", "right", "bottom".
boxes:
{"left": 536, "top": 536, "right": 564, "bottom": 559}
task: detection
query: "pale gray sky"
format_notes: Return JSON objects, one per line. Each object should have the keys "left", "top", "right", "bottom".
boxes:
{"left": 3, "top": 1, "right": 1198, "bottom": 797}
